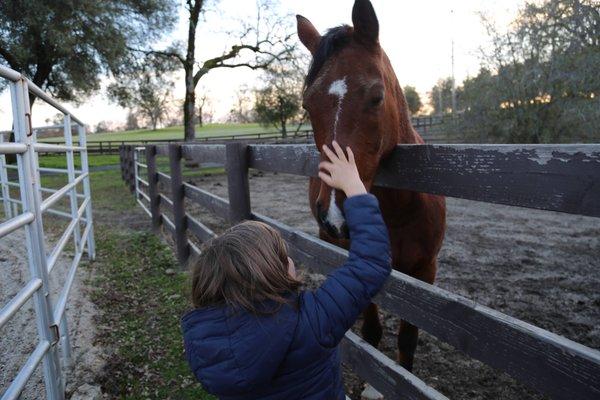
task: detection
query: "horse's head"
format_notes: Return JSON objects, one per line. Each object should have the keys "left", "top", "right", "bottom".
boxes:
{"left": 298, "top": 0, "right": 411, "bottom": 239}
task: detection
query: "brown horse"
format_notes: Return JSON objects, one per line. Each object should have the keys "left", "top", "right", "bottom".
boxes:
{"left": 297, "top": 0, "right": 446, "bottom": 382}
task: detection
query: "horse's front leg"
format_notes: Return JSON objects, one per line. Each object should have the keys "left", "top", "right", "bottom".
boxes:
{"left": 361, "top": 302, "right": 383, "bottom": 348}
{"left": 397, "top": 259, "right": 437, "bottom": 371}
{"left": 397, "top": 320, "right": 419, "bottom": 371}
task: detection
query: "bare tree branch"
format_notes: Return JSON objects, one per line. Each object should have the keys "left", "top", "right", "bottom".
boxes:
{"left": 127, "top": 46, "right": 185, "bottom": 64}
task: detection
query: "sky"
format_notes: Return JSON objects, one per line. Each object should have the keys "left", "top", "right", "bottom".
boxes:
{"left": 0, "top": 0, "right": 525, "bottom": 131}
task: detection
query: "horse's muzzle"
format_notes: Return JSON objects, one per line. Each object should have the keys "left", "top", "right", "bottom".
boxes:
{"left": 315, "top": 200, "right": 349, "bottom": 239}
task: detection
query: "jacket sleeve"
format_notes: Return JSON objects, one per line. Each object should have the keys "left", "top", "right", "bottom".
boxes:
{"left": 301, "top": 193, "right": 391, "bottom": 348}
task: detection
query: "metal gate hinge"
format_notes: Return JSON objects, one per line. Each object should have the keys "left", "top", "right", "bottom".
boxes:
{"left": 25, "top": 112, "right": 33, "bottom": 137}
{"left": 49, "top": 324, "right": 60, "bottom": 346}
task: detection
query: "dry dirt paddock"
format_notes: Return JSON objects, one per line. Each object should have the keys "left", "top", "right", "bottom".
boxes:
{"left": 181, "top": 169, "right": 600, "bottom": 400}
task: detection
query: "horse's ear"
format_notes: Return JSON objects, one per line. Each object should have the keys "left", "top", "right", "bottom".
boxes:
{"left": 352, "top": 0, "right": 379, "bottom": 45}
{"left": 297, "top": 15, "right": 321, "bottom": 55}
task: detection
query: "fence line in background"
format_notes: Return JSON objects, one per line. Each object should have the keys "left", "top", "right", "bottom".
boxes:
{"left": 6, "top": 115, "right": 464, "bottom": 157}
{"left": 121, "top": 140, "right": 600, "bottom": 400}
{"left": 0, "top": 65, "right": 95, "bottom": 400}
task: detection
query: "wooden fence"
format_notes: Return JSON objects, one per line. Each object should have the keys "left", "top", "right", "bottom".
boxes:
{"left": 120, "top": 141, "right": 600, "bottom": 400}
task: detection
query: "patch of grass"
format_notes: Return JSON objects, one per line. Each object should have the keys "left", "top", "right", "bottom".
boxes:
{"left": 33, "top": 167, "right": 213, "bottom": 398}
{"left": 42, "top": 122, "right": 308, "bottom": 143}
{"left": 38, "top": 154, "right": 120, "bottom": 169}
{"left": 87, "top": 169, "right": 212, "bottom": 398}
{"left": 92, "top": 228, "right": 213, "bottom": 399}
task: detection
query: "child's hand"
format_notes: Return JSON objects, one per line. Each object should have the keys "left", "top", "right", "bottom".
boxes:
{"left": 318, "top": 141, "right": 367, "bottom": 198}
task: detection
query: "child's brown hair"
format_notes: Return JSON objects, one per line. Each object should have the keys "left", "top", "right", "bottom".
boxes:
{"left": 190, "top": 221, "right": 301, "bottom": 313}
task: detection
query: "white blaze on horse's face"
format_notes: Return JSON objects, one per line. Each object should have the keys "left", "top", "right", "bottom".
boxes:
{"left": 326, "top": 190, "right": 346, "bottom": 233}
{"left": 328, "top": 77, "right": 348, "bottom": 139}
{"left": 325, "top": 77, "right": 349, "bottom": 233}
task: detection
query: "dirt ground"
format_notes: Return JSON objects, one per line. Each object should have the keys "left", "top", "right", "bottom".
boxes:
{"left": 181, "top": 170, "right": 600, "bottom": 400}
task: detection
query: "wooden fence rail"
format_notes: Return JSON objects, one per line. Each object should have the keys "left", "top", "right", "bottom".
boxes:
{"left": 120, "top": 141, "right": 600, "bottom": 400}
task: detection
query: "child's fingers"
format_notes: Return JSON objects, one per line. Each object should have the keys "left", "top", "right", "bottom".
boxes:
{"left": 321, "top": 144, "right": 337, "bottom": 162}
{"left": 319, "top": 161, "right": 335, "bottom": 173}
{"left": 346, "top": 146, "right": 355, "bottom": 165}
{"left": 331, "top": 141, "right": 347, "bottom": 162}
{"left": 318, "top": 171, "right": 335, "bottom": 187}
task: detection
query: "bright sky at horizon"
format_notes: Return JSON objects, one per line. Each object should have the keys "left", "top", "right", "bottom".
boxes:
{"left": 0, "top": 0, "right": 525, "bottom": 131}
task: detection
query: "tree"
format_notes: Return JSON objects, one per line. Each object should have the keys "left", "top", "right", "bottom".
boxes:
{"left": 0, "top": 0, "right": 176, "bottom": 106}
{"left": 0, "top": 0, "right": 175, "bottom": 163}
{"left": 403, "top": 86, "right": 422, "bottom": 115}
{"left": 125, "top": 111, "right": 139, "bottom": 131}
{"left": 108, "top": 53, "right": 177, "bottom": 130}
{"left": 197, "top": 93, "right": 210, "bottom": 127}
{"left": 254, "top": 64, "right": 304, "bottom": 136}
{"left": 136, "top": 0, "right": 295, "bottom": 141}
{"left": 45, "top": 113, "right": 63, "bottom": 126}
{"left": 429, "top": 78, "right": 462, "bottom": 115}
{"left": 228, "top": 87, "right": 256, "bottom": 123}
{"left": 459, "top": 0, "right": 600, "bottom": 143}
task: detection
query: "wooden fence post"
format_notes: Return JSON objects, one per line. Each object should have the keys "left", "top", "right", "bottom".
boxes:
{"left": 119, "top": 146, "right": 125, "bottom": 182}
{"left": 123, "top": 145, "right": 130, "bottom": 187}
{"left": 169, "top": 144, "right": 190, "bottom": 265}
{"left": 146, "top": 145, "right": 161, "bottom": 231}
{"left": 226, "top": 143, "right": 251, "bottom": 224}
{"left": 127, "top": 146, "right": 135, "bottom": 193}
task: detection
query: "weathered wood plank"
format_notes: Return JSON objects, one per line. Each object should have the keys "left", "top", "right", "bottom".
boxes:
{"left": 119, "top": 146, "right": 126, "bottom": 181}
{"left": 187, "top": 215, "right": 217, "bottom": 243}
{"left": 251, "top": 212, "right": 600, "bottom": 400}
{"left": 341, "top": 331, "right": 448, "bottom": 400}
{"left": 159, "top": 194, "right": 173, "bottom": 217}
{"left": 376, "top": 144, "right": 600, "bottom": 218}
{"left": 127, "top": 146, "right": 135, "bottom": 193}
{"left": 181, "top": 144, "right": 226, "bottom": 165}
{"left": 248, "top": 144, "right": 600, "bottom": 218}
{"left": 157, "top": 171, "right": 171, "bottom": 186}
{"left": 248, "top": 144, "right": 319, "bottom": 176}
{"left": 226, "top": 143, "right": 251, "bottom": 224}
{"left": 155, "top": 144, "right": 170, "bottom": 157}
{"left": 183, "top": 182, "right": 229, "bottom": 220}
{"left": 162, "top": 213, "right": 175, "bottom": 235}
{"left": 145, "top": 145, "right": 161, "bottom": 231}
{"left": 169, "top": 144, "right": 189, "bottom": 265}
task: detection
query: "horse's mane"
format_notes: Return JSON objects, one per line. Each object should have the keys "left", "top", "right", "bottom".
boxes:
{"left": 305, "top": 25, "right": 353, "bottom": 87}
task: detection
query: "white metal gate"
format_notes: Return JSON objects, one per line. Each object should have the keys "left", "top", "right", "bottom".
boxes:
{"left": 0, "top": 65, "right": 95, "bottom": 399}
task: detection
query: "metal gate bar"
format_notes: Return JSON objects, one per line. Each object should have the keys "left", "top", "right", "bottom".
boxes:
{"left": 0, "top": 65, "right": 95, "bottom": 400}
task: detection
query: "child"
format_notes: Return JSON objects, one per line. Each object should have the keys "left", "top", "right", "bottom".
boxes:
{"left": 182, "top": 141, "right": 391, "bottom": 400}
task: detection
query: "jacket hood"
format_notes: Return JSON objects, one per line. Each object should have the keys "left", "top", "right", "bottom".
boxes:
{"left": 181, "top": 300, "right": 298, "bottom": 397}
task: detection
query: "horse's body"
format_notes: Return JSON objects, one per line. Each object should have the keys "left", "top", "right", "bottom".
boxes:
{"left": 297, "top": 0, "right": 446, "bottom": 376}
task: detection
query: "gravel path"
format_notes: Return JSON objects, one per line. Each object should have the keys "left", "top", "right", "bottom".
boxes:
{"left": 0, "top": 229, "right": 103, "bottom": 399}
{"left": 182, "top": 170, "right": 600, "bottom": 400}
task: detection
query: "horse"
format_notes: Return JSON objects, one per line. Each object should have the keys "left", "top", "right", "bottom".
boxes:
{"left": 296, "top": 0, "right": 446, "bottom": 392}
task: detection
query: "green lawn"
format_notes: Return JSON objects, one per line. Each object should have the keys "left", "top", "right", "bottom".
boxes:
{"left": 42, "top": 122, "right": 308, "bottom": 143}
{"left": 38, "top": 154, "right": 120, "bottom": 169}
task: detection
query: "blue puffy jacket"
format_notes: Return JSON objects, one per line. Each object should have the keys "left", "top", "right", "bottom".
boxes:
{"left": 181, "top": 194, "right": 391, "bottom": 399}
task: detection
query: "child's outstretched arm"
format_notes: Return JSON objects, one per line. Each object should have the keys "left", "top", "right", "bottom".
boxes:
{"left": 302, "top": 141, "right": 391, "bottom": 347}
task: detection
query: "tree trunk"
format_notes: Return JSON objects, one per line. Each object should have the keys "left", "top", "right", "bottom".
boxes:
{"left": 198, "top": 105, "right": 203, "bottom": 127}
{"left": 183, "top": 67, "right": 196, "bottom": 141}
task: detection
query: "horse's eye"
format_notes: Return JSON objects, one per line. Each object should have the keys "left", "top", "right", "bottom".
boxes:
{"left": 369, "top": 95, "right": 384, "bottom": 108}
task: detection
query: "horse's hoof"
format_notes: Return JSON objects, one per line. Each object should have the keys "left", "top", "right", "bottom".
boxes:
{"left": 361, "top": 384, "right": 384, "bottom": 400}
